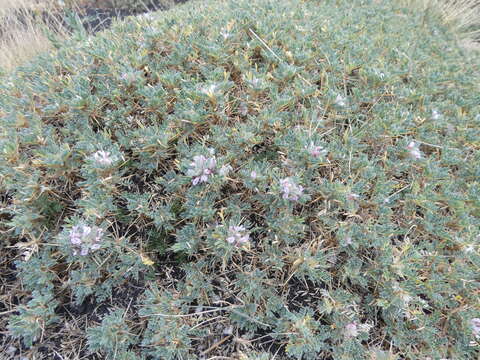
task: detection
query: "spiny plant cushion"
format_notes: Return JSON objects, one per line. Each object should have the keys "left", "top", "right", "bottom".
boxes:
{"left": 1, "top": 0, "right": 479, "bottom": 358}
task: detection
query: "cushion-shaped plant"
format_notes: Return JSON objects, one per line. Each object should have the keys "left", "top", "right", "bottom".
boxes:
{"left": 1, "top": 0, "right": 479, "bottom": 358}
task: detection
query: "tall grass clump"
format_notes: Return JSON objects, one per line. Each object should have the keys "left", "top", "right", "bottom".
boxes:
{"left": 1, "top": 0, "right": 479, "bottom": 358}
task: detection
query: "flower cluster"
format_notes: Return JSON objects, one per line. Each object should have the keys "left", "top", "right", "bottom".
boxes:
{"left": 280, "top": 177, "right": 304, "bottom": 201}
{"left": 344, "top": 321, "right": 372, "bottom": 338}
{"left": 120, "top": 72, "right": 139, "bottom": 84}
{"left": 346, "top": 193, "right": 360, "bottom": 201}
{"left": 92, "top": 150, "right": 114, "bottom": 166}
{"left": 407, "top": 141, "right": 422, "bottom": 160}
{"left": 431, "top": 109, "right": 442, "bottom": 120}
{"left": 69, "top": 224, "right": 104, "bottom": 256}
{"left": 335, "top": 94, "right": 347, "bottom": 107}
{"left": 344, "top": 322, "right": 359, "bottom": 338}
{"left": 306, "top": 142, "right": 327, "bottom": 158}
{"left": 201, "top": 83, "right": 222, "bottom": 99}
{"left": 187, "top": 155, "right": 217, "bottom": 185}
{"left": 226, "top": 225, "right": 250, "bottom": 246}
{"left": 220, "top": 28, "right": 231, "bottom": 39}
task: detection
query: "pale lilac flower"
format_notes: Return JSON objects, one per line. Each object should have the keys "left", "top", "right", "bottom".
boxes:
{"left": 280, "top": 177, "right": 304, "bottom": 201}
{"left": 219, "top": 164, "right": 233, "bottom": 177}
{"left": 306, "top": 142, "right": 327, "bottom": 158}
{"left": 246, "top": 77, "right": 263, "bottom": 89}
{"left": 471, "top": 318, "right": 480, "bottom": 338}
{"left": 344, "top": 236, "right": 353, "bottom": 246}
{"left": 201, "top": 83, "right": 220, "bottom": 98}
{"left": 69, "top": 224, "right": 104, "bottom": 256}
{"left": 250, "top": 171, "right": 257, "bottom": 179}
{"left": 344, "top": 321, "right": 372, "bottom": 338}
{"left": 69, "top": 226, "right": 83, "bottom": 245}
{"left": 226, "top": 225, "right": 250, "bottom": 246}
{"left": 220, "top": 28, "right": 230, "bottom": 39}
{"left": 238, "top": 102, "right": 248, "bottom": 116}
{"left": 121, "top": 72, "right": 137, "bottom": 83}
{"left": 346, "top": 193, "right": 360, "bottom": 201}
{"left": 431, "top": 109, "right": 442, "bottom": 120}
{"left": 463, "top": 243, "right": 475, "bottom": 253}
{"left": 93, "top": 150, "right": 113, "bottom": 166}
{"left": 344, "top": 322, "right": 359, "bottom": 338}
{"left": 140, "top": 13, "right": 154, "bottom": 20}
{"left": 407, "top": 141, "right": 422, "bottom": 160}
{"left": 335, "top": 94, "right": 347, "bottom": 107}
{"left": 223, "top": 326, "right": 233, "bottom": 335}
{"left": 187, "top": 155, "right": 217, "bottom": 185}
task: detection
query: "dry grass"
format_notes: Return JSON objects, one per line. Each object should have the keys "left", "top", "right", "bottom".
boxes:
{"left": 0, "top": 0, "right": 70, "bottom": 72}
{"left": 407, "top": 0, "right": 480, "bottom": 50}
{"left": 430, "top": 0, "right": 480, "bottom": 37}
{"left": 0, "top": 0, "right": 178, "bottom": 73}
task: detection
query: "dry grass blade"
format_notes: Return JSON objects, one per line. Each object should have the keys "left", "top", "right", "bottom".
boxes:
{"left": 0, "top": 0, "right": 70, "bottom": 72}
{"left": 409, "top": 0, "right": 480, "bottom": 37}
{"left": 404, "top": 0, "right": 480, "bottom": 53}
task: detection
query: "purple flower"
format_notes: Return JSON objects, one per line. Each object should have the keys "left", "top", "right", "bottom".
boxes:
{"left": 92, "top": 150, "right": 113, "bottom": 166}
{"left": 121, "top": 72, "right": 138, "bottom": 84}
{"left": 69, "top": 226, "right": 83, "bottom": 245}
{"left": 69, "top": 224, "right": 104, "bottom": 256}
{"left": 201, "top": 84, "right": 221, "bottom": 98}
{"left": 306, "top": 142, "right": 327, "bottom": 158}
{"left": 226, "top": 225, "right": 250, "bottom": 246}
{"left": 344, "top": 236, "right": 353, "bottom": 246}
{"left": 280, "top": 177, "right": 304, "bottom": 201}
{"left": 344, "top": 322, "right": 359, "bottom": 338}
{"left": 471, "top": 318, "right": 480, "bottom": 338}
{"left": 346, "top": 193, "right": 360, "bottom": 201}
{"left": 335, "top": 94, "right": 347, "bottom": 107}
{"left": 220, "top": 28, "right": 231, "bottom": 39}
{"left": 187, "top": 155, "right": 217, "bottom": 185}
{"left": 431, "top": 109, "right": 442, "bottom": 120}
{"left": 407, "top": 141, "right": 422, "bottom": 160}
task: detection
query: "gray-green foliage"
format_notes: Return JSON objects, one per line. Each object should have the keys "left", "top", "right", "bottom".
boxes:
{"left": 1, "top": 0, "right": 479, "bottom": 358}
{"left": 87, "top": 309, "right": 138, "bottom": 357}
{"left": 7, "top": 290, "right": 60, "bottom": 348}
